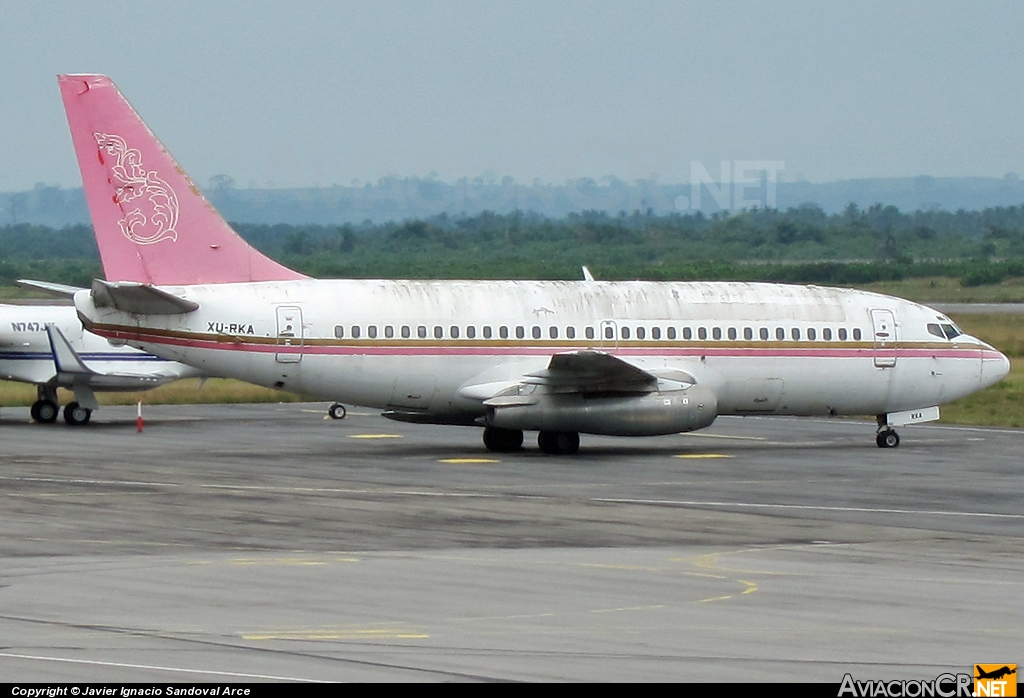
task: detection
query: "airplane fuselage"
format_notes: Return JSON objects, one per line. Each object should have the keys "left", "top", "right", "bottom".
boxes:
{"left": 74, "top": 279, "right": 1009, "bottom": 426}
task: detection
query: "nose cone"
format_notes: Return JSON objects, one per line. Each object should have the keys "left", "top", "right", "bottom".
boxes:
{"left": 981, "top": 349, "right": 1011, "bottom": 389}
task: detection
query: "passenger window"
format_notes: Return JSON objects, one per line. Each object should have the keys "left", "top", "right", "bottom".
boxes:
{"left": 467, "top": 326, "right": 476, "bottom": 339}
{"left": 351, "top": 325, "right": 361, "bottom": 339}
{"left": 483, "top": 326, "right": 492, "bottom": 339}
{"left": 667, "top": 327, "right": 677, "bottom": 340}
{"left": 712, "top": 327, "right": 722, "bottom": 340}
{"left": 385, "top": 325, "right": 394, "bottom": 339}
{"left": 516, "top": 326, "right": 525, "bottom": 339}
{"left": 791, "top": 328, "right": 800, "bottom": 340}
{"left": 823, "top": 328, "right": 832, "bottom": 341}
{"left": 839, "top": 328, "right": 848, "bottom": 341}
{"left": 605, "top": 326, "right": 614, "bottom": 340}
{"left": 417, "top": 325, "right": 427, "bottom": 339}
{"left": 807, "top": 328, "right": 816, "bottom": 340}
{"left": 744, "top": 327, "right": 753, "bottom": 340}
{"left": 434, "top": 326, "right": 443, "bottom": 339}
{"left": 760, "top": 327, "right": 769, "bottom": 340}
{"left": 651, "top": 327, "right": 661, "bottom": 340}
{"left": 586, "top": 326, "right": 595, "bottom": 340}
{"left": 566, "top": 326, "right": 576, "bottom": 339}
{"left": 450, "top": 325, "right": 459, "bottom": 339}
{"left": 549, "top": 326, "right": 558, "bottom": 339}
{"left": 402, "top": 325, "right": 411, "bottom": 339}
{"left": 683, "top": 327, "right": 692, "bottom": 340}
{"left": 853, "top": 328, "right": 862, "bottom": 341}
{"left": 532, "top": 326, "right": 541, "bottom": 339}
{"left": 698, "top": 327, "right": 707, "bottom": 340}
{"left": 622, "top": 327, "right": 631, "bottom": 340}
{"left": 368, "top": 325, "right": 378, "bottom": 339}
{"left": 334, "top": 325, "right": 344, "bottom": 339}
{"left": 636, "top": 327, "right": 646, "bottom": 340}
{"left": 500, "top": 326, "right": 509, "bottom": 339}
{"left": 728, "top": 327, "right": 737, "bottom": 340}
{"left": 776, "top": 327, "right": 785, "bottom": 341}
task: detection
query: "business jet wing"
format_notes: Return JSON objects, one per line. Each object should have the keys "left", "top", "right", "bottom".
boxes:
{"left": 46, "top": 323, "right": 184, "bottom": 388}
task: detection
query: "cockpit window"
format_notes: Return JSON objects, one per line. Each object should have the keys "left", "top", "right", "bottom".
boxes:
{"left": 928, "top": 322, "right": 963, "bottom": 340}
{"left": 941, "top": 324, "right": 961, "bottom": 340}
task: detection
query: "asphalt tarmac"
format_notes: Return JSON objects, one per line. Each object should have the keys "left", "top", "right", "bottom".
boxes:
{"left": 1, "top": 403, "right": 1022, "bottom": 682}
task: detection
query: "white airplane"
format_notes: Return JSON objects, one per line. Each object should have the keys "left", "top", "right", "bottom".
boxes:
{"left": 1, "top": 300, "right": 201, "bottom": 424}
{"left": 55, "top": 74, "right": 1010, "bottom": 453}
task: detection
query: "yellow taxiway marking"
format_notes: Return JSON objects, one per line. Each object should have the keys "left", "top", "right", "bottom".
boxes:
{"left": 439, "top": 458, "right": 500, "bottom": 464}
{"left": 679, "top": 432, "right": 766, "bottom": 441}
{"left": 348, "top": 433, "right": 403, "bottom": 439}
{"left": 590, "top": 604, "right": 665, "bottom": 614}
{"left": 229, "top": 557, "right": 336, "bottom": 566}
{"left": 674, "top": 453, "right": 734, "bottom": 459}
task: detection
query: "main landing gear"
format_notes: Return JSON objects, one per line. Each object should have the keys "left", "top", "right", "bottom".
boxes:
{"left": 30, "top": 388, "right": 92, "bottom": 426}
{"left": 481, "top": 427, "right": 581, "bottom": 455}
{"left": 482, "top": 426, "right": 524, "bottom": 452}
{"left": 537, "top": 430, "right": 580, "bottom": 456}
{"left": 875, "top": 415, "right": 900, "bottom": 448}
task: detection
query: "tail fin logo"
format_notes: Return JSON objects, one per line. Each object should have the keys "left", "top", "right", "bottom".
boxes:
{"left": 94, "top": 132, "right": 179, "bottom": 245}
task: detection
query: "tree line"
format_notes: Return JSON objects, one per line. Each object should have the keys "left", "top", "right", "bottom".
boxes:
{"left": 3, "top": 204, "right": 1024, "bottom": 288}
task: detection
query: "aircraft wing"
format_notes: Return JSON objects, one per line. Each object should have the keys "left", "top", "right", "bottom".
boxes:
{"left": 46, "top": 323, "right": 185, "bottom": 388}
{"left": 471, "top": 351, "right": 672, "bottom": 410}
{"left": 521, "top": 351, "right": 658, "bottom": 394}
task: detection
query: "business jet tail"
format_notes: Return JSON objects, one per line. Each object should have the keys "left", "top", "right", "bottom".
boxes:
{"left": 58, "top": 74, "right": 306, "bottom": 286}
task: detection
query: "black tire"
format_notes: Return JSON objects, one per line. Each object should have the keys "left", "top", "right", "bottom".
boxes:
{"left": 31, "top": 399, "right": 59, "bottom": 424}
{"left": 538, "top": 430, "right": 580, "bottom": 455}
{"left": 64, "top": 402, "right": 92, "bottom": 426}
{"left": 876, "top": 430, "right": 900, "bottom": 448}
{"left": 483, "top": 426, "right": 524, "bottom": 452}
{"left": 328, "top": 403, "right": 347, "bottom": 420}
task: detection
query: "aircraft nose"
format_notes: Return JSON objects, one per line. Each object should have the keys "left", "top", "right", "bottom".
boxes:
{"left": 981, "top": 350, "right": 1011, "bottom": 388}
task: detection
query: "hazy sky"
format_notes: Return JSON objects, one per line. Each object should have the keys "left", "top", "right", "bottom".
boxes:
{"left": 2, "top": 1, "right": 1022, "bottom": 191}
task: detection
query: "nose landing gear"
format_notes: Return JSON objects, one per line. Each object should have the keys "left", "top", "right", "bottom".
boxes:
{"left": 876, "top": 414, "right": 900, "bottom": 448}
{"left": 876, "top": 428, "right": 900, "bottom": 448}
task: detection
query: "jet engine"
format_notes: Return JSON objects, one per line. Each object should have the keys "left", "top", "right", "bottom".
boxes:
{"left": 484, "top": 384, "right": 718, "bottom": 436}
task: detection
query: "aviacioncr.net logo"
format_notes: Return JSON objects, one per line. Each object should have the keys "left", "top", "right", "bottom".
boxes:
{"left": 838, "top": 673, "right": 973, "bottom": 697}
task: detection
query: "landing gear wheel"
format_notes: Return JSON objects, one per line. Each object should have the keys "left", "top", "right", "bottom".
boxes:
{"left": 328, "top": 403, "right": 347, "bottom": 420}
{"left": 30, "top": 399, "right": 59, "bottom": 424}
{"left": 483, "top": 426, "right": 524, "bottom": 452}
{"left": 64, "top": 402, "right": 92, "bottom": 426}
{"left": 876, "top": 429, "right": 900, "bottom": 448}
{"left": 538, "top": 430, "right": 580, "bottom": 455}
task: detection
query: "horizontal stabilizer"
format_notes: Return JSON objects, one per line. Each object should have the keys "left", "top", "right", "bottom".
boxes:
{"left": 91, "top": 279, "right": 199, "bottom": 315}
{"left": 16, "top": 279, "right": 84, "bottom": 298}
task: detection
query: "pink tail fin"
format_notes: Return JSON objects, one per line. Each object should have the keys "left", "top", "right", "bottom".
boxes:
{"left": 58, "top": 74, "right": 306, "bottom": 285}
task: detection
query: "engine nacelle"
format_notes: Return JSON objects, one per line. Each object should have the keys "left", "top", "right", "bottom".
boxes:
{"left": 485, "top": 385, "right": 718, "bottom": 436}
